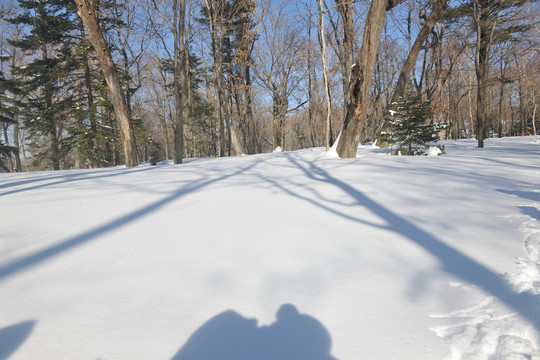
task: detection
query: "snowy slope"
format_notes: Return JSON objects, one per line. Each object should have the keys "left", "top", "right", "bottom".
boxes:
{"left": 1, "top": 136, "right": 539, "bottom": 360}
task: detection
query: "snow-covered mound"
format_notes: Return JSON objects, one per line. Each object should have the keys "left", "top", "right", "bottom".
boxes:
{"left": 1, "top": 136, "right": 539, "bottom": 359}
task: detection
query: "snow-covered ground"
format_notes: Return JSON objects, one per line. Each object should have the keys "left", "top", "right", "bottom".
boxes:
{"left": 1, "top": 136, "right": 539, "bottom": 360}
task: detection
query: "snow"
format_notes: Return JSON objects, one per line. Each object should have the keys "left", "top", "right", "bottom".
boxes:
{"left": 427, "top": 146, "right": 443, "bottom": 156}
{"left": 1, "top": 136, "right": 540, "bottom": 360}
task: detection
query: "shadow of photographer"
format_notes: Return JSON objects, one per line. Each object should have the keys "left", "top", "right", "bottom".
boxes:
{"left": 171, "top": 304, "right": 336, "bottom": 360}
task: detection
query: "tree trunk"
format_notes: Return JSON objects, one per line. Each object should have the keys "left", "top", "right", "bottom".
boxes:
{"left": 74, "top": 0, "right": 139, "bottom": 167}
{"left": 41, "top": 45, "right": 61, "bottom": 170}
{"left": 307, "top": 22, "right": 316, "bottom": 148}
{"left": 13, "top": 116, "right": 21, "bottom": 172}
{"left": 10, "top": 55, "right": 21, "bottom": 172}
{"left": 81, "top": 26, "right": 99, "bottom": 167}
{"left": 473, "top": 0, "right": 490, "bottom": 148}
{"left": 532, "top": 89, "right": 537, "bottom": 136}
{"left": 336, "top": 0, "right": 355, "bottom": 108}
{"left": 378, "top": 0, "right": 448, "bottom": 147}
{"left": 272, "top": 95, "right": 287, "bottom": 150}
{"left": 317, "top": 0, "right": 333, "bottom": 151}
{"left": 244, "top": 63, "right": 257, "bottom": 154}
{"left": 336, "top": 0, "right": 402, "bottom": 158}
{"left": 497, "top": 80, "right": 504, "bottom": 138}
{"left": 203, "top": 0, "right": 227, "bottom": 157}
{"left": 173, "top": 0, "right": 189, "bottom": 164}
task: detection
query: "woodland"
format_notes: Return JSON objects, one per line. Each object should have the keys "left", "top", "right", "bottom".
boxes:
{"left": 0, "top": 0, "right": 538, "bottom": 171}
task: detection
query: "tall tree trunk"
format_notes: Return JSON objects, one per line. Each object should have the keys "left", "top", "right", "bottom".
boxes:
{"left": 244, "top": 63, "right": 256, "bottom": 154}
{"left": 393, "top": 0, "right": 447, "bottom": 104}
{"left": 336, "top": 0, "right": 403, "bottom": 158}
{"left": 203, "top": 0, "right": 227, "bottom": 157}
{"left": 532, "top": 89, "right": 537, "bottom": 136}
{"left": 317, "top": 0, "right": 333, "bottom": 151}
{"left": 497, "top": 81, "right": 505, "bottom": 138}
{"left": 473, "top": 0, "right": 490, "bottom": 148}
{"left": 2, "top": 123, "right": 13, "bottom": 171}
{"left": 13, "top": 116, "right": 21, "bottom": 172}
{"left": 307, "top": 22, "right": 316, "bottom": 148}
{"left": 336, "top": 0, "right": 355, "bottom": 109}
{"left": 41, "top": 45, "right": 60, "bottom": 170}
{"left": 173, "top": 0, "right": 189, "bottom": 164}
{"left": 272, "top": 96, "right": 282, "bottom": 150}
{"left": 378, "top": 0, "right": 448, "bottom": 147}
{"left": 10, "top": 55, "right": 21, "bottom": 172}
{"left": 74, "top": 0, "right": 139, "bottom": 167}
{"left": 81, "top": 25, "right": 99, "bottom": 167}
{"left": 272, "top": 95, "right": 288, "bottom": 150}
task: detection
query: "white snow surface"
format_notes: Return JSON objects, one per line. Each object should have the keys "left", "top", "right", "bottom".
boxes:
{"left": 1, "top": 136, "right": 540, "bottom": 360}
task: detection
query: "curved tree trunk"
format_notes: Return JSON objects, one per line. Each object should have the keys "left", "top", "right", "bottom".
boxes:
{"left": 377, "top": 0, "right": 448, "bottom": 147}
{"left": 74, "top": 0, "right": 139, "bottom": 167}
{"left": 336, "top": 0, "right": 402, "bottom": 158}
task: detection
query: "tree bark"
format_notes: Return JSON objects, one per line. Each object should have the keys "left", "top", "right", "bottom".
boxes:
{"left": 317, "top": 0, "right": 333, "bottom": 151}
{"left": 272, "top": 95, "right": 288, "bottom": 150}
{"left": 244, "top": 62, "right": 257, "bottom": 154}
{"left": 473, "top": 0, "right": 490, "bottom": 147}
{"left": 203, "top": 0, "right": 228, "bottom": 157}
{"left": 336, "top": 0, "right": 403, "bottom": 158}
{"left": 173, "top": 0, "right": 189, "bottom": 164}
{"left": 335, "top": 0, "right": 355, "bottom": 109}
{"left": 532, "top": 88, "right": 537, "bottom": 136}
{"left": 74, "top": 0, "right": 139, "bottom": 167}
{"left": 10, "top": 55, "right": 21, "bottom": 172}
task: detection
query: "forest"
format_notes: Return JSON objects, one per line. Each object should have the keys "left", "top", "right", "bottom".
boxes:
{"left": 0, "top": 0, "right": 538, "bottom": 171}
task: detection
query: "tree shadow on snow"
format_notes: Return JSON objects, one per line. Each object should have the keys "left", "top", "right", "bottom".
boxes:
{"left": 170, "top": 304, "right": 336, "bottom": 360}
{"left": 517, "top": 206, "right": 540, "bottom": 221}
{"left": 0, "top": 160, "right": 262, "bottom": 282}
{"left": 0, "top": 165, "right": 161, "bottom": 197}
{"left": 497, "top": 189, "right": 540, "bottom": 203}
{"left": 0, "top": 320, "right": 36, "bottom": 360}
{"left": 276, "top": 155, "right": 540, "bottom": 334}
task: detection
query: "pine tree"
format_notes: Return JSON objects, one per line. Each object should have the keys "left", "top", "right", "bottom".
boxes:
{"left": 8, "top": 0, "right": 79, "bottom": 169}
{"left": 0, "top": 69, "right": 16, "bottom": 171}
{"left": 380, "top": 92, "right": 445, "bottom": 155}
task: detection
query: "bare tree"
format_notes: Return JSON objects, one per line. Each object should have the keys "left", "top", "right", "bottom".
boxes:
{"left": 254, "top": 1, "right": 306, "bottom": 151}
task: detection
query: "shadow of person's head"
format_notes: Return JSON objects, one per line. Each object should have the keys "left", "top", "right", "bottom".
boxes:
{"left": 171, "top": 304, "right": 335, "bottom": 360}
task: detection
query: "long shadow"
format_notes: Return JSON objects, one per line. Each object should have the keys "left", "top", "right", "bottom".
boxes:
{"left": 0, "top": 320, "right": 36, "bottom": 360}
{"left": 497, "top": 189, "right": 540, "bottom": 203}
{"left": 281, "top": 155, "right": 540, "bottom": 332}
{"left": 170, "top": 304, "right": 336, "bottom": 360}
{"left": 518, "top": 206, "right": 540, "bottom": 221}
{"left": 0, "top": 160, "right": 261, "bottom": 282}
{"left": 0, "top": 166, "right": 160, "bottom": 197}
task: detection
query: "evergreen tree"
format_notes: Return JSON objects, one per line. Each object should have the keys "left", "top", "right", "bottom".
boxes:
{"left": 380, "top": 92, "right": 445, "bottom": 155}
{"left": 8, "top": 0, "right": 80, "bottom": 169}
{"left": 0, "top": 69, "right": 16, "bottom": 171}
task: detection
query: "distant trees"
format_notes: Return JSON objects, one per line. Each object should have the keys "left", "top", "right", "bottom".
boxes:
{"left": 0, "top": 0, "right": 537, "bottom": 171}
{"left": 254, "top": 0, "right": 306, "bottom": 151}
